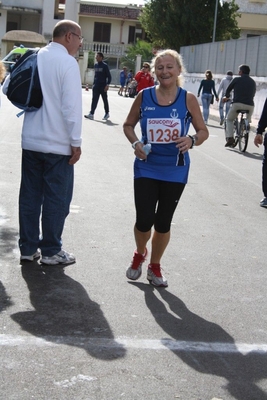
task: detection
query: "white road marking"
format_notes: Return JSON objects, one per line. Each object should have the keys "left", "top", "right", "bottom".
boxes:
{"left": 1, "top": 334, "right": 267, "bottom": 355}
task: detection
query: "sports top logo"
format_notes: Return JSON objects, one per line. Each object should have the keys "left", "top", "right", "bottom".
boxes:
{"left": 148, "top": 119, "right": 180, "bottom": 128}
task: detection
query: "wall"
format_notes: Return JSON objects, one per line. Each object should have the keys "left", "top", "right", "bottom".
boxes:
{"left": 183, "top": 73, "right": 267, "bottom": 120}
{"left": 180, "top": 35, "right": 267, "bottom": 77}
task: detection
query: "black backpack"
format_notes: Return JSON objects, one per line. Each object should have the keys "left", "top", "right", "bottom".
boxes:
{"left": 6, "top": 49, "right": 43, "bottom": 117}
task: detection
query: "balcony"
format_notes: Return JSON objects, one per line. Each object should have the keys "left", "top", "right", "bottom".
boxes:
{"left": 81, "top": 42, "right": 126, "bottom": 57}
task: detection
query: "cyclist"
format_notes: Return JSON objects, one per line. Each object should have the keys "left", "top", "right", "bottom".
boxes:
{"left": 254, "top": 98, "right": 267, "bottom": 208}
{"left": 223, "top": 64, "right": 256, "bottom": 147}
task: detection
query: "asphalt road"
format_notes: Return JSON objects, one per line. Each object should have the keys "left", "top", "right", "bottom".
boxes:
{"left": 0, "top": 88, "right": 267, "bottom": 400}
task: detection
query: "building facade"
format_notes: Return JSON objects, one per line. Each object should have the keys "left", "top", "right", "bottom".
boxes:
{"left": 0, "top": 1, "right": 143, "bottom": 58}
{"left": 225, "top": 0, "right": 267, "bottom": 38}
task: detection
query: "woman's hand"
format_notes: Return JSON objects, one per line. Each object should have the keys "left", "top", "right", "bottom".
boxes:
{"left": 134, "top": 142, "right": 148, "bottom": 159}
{"left": 175, "top": 136, "right": 193, "bottom": 154}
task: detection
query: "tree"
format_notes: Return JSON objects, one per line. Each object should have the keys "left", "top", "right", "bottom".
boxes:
{"left": 139, "top": 0, "right": 240, "bottom": 51}
{"left": 119, "top": 39, "right": 154, "bottom": 73}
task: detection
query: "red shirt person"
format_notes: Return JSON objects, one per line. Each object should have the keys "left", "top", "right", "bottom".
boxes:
{"left": 134, "top": 62, "right": 154, "bottom": 93}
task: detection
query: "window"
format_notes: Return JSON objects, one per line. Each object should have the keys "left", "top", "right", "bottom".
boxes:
{"left": 93, "top": 22, "right": 111, "bottom": 43}
{"left": 128, "top": 26, "right": 135, "bottom": 44}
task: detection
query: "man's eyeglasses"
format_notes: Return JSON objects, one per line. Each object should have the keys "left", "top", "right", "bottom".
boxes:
{"left": 71, "top": 32, "right": 84, "bottom": 43}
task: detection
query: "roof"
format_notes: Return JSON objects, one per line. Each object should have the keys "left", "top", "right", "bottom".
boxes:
{"left": 2, "top": 30, "right": 47, "bottom": 44}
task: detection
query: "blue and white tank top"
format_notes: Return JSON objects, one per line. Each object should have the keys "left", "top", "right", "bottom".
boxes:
{"left": 134, "top": 86, "right": 192, "bottom": 183}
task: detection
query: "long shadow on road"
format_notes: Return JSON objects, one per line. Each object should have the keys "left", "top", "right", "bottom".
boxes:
{"left": 129, "top": 282, "right": 267, "bottom": 400}
{"left": 11, "top": 263, "right": 126, "bottom": 360}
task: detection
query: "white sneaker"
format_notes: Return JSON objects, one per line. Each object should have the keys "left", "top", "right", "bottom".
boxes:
{"left": 84, "top": 113, "right": 94, "bottom": 120}
{"left": 147, "top": 264, "right": 168, "bottom": 287}
{"left": 102, "top": 113, "right": 110, "bottom": 120}
{"left": 20, "top": 250, "right": 41, "bottom": 262}
{"left": 126, "top": 248, "right": 147, "bottom": 280}
{"left": 40, "top": 250, "right": 76, "bottom": 265}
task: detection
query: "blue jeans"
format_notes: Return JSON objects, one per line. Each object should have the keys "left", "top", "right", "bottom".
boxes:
{"left": 201, "top": 93, "right": 212, "bottom": 122}
{"left": 90, "top": 85, "right": 109, "bottom": 114}
{"left": 19, "top": 150, "right": 74, "bottom": 257}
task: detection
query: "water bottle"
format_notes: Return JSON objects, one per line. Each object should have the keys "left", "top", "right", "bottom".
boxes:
{"left": 143, "top": 143, "right": 151, "bottom": 155}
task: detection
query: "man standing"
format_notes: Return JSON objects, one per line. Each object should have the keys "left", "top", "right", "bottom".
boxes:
{"left": 84, "top": 52, "right": 111, "bottom": 120}
{"left": 217, "top": 70, "right": 233, "bottom": 125}
{"left": 254, "top": 98, "right": 267, "bottom": 208}
{"left": 223, "top": 64, "right": 256, "bottom": 147}
{"left": 3, "top": 20, "right": 83, "bottom": 265}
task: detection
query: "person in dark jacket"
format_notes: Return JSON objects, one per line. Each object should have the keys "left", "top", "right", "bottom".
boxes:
{"left": 197, "top": 70, "right": 218, "bottom": 125}
{"left": 254, "top": 98, "right": 267, "bottom": 208}
{"left": 84, "top": 52, "right": 111, "bottom": 120}
{"left": 223, "top": 64, "right": 256, "bottom": 147}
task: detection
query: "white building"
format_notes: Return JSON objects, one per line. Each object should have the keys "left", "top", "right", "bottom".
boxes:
{"left": 224, "top": 0, "right": 267, "bottom": 38}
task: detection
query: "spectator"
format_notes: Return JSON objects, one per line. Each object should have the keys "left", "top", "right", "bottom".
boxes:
{"left": 254, "top": 98, "right": 267, "bottom": 208}
{"left": 197, "top": 70, "right": 218, "bottom": 125}
{"left": 134, "top": 62, "right": 154, "bottom": 94}
{"left": 125, "top": 69, "right": 133, "bottom": 97}
{"left": 2, "top": 20, "right": 83, "bottom": 265}
{"left": 84, "top": 52, "right": 111, "bottom": 121}
{"left": 217, "top": 71, "right": 233, "bottom": 125}
{"left": 118, "top": 66, "right": 127, "bottom": 96}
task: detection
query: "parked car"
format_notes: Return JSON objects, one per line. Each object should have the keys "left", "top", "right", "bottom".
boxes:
{"left": 1, "top": 45, "right": 40, "bottom": 73}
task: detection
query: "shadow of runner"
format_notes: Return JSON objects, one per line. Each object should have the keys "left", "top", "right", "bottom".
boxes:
{"left": 0, "top": 280, "right": 13, "bottom": 312}
{"left": 11, "top": 263, "right": 126, "bottom": 360}
{"left": 129, "top": 282, "right": 267, "bottom": 400}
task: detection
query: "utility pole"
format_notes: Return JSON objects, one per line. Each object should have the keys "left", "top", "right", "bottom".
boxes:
{"left": 212, "top": 0, "right": 219, "bottom": 42}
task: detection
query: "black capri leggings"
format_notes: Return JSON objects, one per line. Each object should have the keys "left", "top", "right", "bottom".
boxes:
{"left": 134, "top": 178, "right": 185, "bottom": 233}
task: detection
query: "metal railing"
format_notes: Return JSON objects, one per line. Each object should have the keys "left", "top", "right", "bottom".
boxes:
{"left": 82, "top": 42, "right": 126, "bottom": 57}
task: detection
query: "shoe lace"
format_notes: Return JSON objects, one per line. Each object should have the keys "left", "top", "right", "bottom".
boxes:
{"left": 149, "top": 263, "right": 163, "bottom": 277}
{"left": 131, "top": 250, "right": 146, "bottom": 269}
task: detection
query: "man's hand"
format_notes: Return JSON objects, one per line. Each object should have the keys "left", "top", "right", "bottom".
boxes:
{"left": 222, "top": 96, "right": 229, "bottom": 103}
{"left": 254, "top": 134, "right": 263, "bottom": 148}
{"left": 69, "top": 146, "right": 81, "bottom": 165}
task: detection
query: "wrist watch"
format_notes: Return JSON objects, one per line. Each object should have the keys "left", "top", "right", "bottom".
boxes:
{"left": 188, "top": 135, "right": 195, "bottom": 149}
{"left": 132, "top": 140, "right": 141, "bottom": 149}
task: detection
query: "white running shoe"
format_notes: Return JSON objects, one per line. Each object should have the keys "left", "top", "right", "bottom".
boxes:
{"left": 147, "top": 264, "right": 168, "bottom": 287}
{"left": 20, "top": 250, "right": 41, "bottom": 262}
{"left": 102, "top": 113, "right": 110, "bottom": 120}
{"left": 84, "top": 113, "right": 94, "bottom": 120}
{"left": 40, "top": 250, "right": 76, "bottom": 265}
{"left": 126, "top": 249, "right": 147, "bottom": 280}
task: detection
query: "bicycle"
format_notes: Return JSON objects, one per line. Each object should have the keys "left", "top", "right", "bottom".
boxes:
{"left": 224, "top": 109, "right": 250, "bottom": 152}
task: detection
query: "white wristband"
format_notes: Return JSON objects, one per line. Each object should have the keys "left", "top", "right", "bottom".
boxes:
{"left": 132, "top": 140, "right": 141, "bottom": 149}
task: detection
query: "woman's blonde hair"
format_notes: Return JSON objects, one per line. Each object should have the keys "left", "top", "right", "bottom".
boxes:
{"left": 151, "top": 49, "right": 186, "bottom": 87}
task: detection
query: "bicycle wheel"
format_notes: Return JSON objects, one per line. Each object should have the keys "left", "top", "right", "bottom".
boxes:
{"left": 238, "top": 119, "right": 249, "bottom": 152}
{"left": 232, "top": 119, "right": 239, "bottom": 148}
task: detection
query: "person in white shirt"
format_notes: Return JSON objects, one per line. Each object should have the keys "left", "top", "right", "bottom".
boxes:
{"left": 217, "top": 71, "right": 233, "bottom": 125}
{"left": 3, "top": 20, "right": 83, "bottom": 265}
